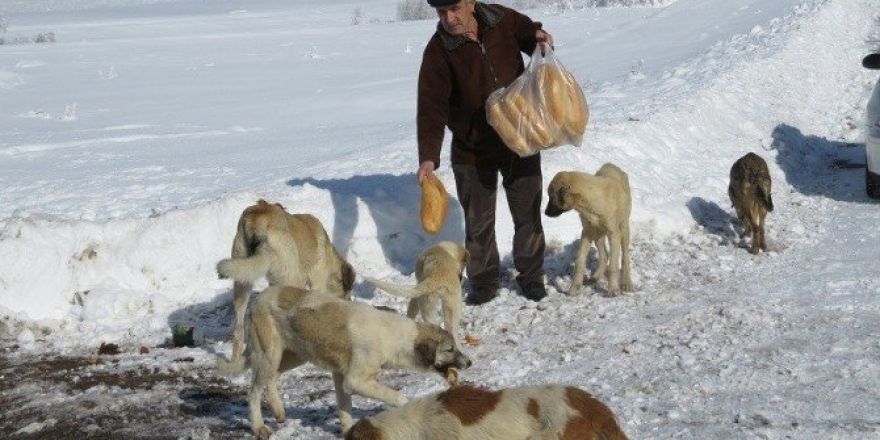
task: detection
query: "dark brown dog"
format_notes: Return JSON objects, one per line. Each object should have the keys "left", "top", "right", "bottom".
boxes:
{"left": 729, "top": 153, "right": 773, "bottom": 254}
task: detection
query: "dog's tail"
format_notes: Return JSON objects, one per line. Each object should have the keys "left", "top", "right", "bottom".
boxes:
{"left": 364, "top": 276, "right": 426, "bottom": 299}
{"left": 217, "top": 248, "right": 272, "bottom": 283}
{"left": 756, "top": 183, "right": 774, "bottom": 213}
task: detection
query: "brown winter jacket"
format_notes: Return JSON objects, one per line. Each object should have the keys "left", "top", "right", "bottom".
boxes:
{"left": 417, "top": 2, "right": 543, "bottom": 168}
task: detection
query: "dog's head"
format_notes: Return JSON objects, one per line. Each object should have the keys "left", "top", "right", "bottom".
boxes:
{"left": 415, "top": 326, "right": 472, "bottom": 373}
{"left": 545, "top": 172, "right": 575, "bottom": 217}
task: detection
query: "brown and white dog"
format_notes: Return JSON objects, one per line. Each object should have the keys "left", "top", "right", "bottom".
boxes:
{"left": 216, "top": 199, "right": 355, "bottom": 364}
{"left": 345, "top": 383, "right": 629, "bottom": 440}
{"left": 545, "top": 164, "right": 634, "bottom": 296}
{"left": 364, "top": 241, "right": 469, "bottom": 345}
{"left": 216, "top": 286, "right": 472, "bottom": 439}
{"left": 728, "top": 153, "right": 773, "bottom": 254}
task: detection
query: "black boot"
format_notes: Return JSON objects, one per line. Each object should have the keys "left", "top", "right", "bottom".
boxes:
{"left": 520, "top": 281, "right": 547, "bottom": 302}
{"left": 465, "top": 286, "right": 498, "bottom": 306}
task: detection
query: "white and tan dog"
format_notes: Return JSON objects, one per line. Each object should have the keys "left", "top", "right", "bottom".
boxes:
{"left": 545, "top": 164, "right": 634, "bottom": 296}
{"left": 217, "top": 285, "right": 472, "bottom": 439}
{"left": 364, "top": 241, "right": 469, "bottom": 345}
{"left": 345, "top": 383, "right": 629, "bottom": 440}
{"left": 216, "top": 199, "right": 355, "bottom": 363}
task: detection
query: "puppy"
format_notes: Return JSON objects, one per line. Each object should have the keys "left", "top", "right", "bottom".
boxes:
{"left": 345, "top": 383, "right": 629, "bottom": 440}
{"left": 364, "top": 241, "right": 469, "bottom": 345}
{"left": 545, "top": 163, "right": 634, "bottom": 296}
{"left": 728, "top": 153, "right": 773, "bottom": 254}
{"left": 217, "top": 285, "right": 472, "bottom": 438}
{"left": 216, "top": 199, "right": 355, "bottom": 364}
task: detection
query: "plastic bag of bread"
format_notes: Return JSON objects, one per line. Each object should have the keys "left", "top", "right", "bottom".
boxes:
{"left": 420, "top": 173, "right": 448, "bottom": 235}
{"left": 486, "top": 46, "right": 589, "bottom": 157}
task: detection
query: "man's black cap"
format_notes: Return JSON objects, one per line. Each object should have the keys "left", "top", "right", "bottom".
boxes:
{"left": 427, "top": 0, "right": 461, "bottom": 7}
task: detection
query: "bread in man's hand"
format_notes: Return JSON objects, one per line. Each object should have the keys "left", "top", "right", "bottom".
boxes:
{"left": 420, "top": 173, "right": 449, "bottom": 235}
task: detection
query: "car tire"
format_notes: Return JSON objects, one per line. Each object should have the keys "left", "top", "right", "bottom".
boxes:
{"left": 867, "top": 168, "right": 880, "bottom": 199}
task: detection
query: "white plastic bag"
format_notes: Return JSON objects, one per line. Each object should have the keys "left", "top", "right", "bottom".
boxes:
{"left": 486, "top": 46, "right": 589, "bottom": 157}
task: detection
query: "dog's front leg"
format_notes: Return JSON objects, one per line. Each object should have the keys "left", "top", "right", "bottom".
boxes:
{"left": 568, "top": 233, "right": 591, "bottom": 296}
{"left": 344, "top": 375, "right": 408, "bottom": 407}
{"left": 442, "top": 295, "right": 463, "bottom": 346}
{"left": 333, "top": 372, "right": 354, "bottom": 433}
{"left": 249, "top": 373, "right": 272, "bottom": 440}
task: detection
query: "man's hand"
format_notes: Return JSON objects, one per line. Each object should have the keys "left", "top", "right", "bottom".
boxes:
{"left": 536, "top": 29, "right": 554, "bottom": 55}
{"left": 418, "top": 160, "right": 436, "bottom": 183}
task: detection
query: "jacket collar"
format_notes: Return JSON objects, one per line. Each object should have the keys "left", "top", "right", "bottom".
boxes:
{"left": 437, "top": 2, "right": 503, "bottom": 51}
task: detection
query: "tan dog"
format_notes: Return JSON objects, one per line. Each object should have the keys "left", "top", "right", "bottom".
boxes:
{"left": 364, "top": 241, "right": 469, "bottom": 345}
{"left": 545, "top": 164, "right": 634, "bottom": 296}
{"left": 217, "top": 286, "right": 472, "bottom": 439}
{"left": 345, "top": 383, "right": 629, "bottom": 440}
{"left": 216, "top": 199, "right": 355, "bottom": 365}
{"left": 729, "top": 153, "right": 773, "bottom": 254}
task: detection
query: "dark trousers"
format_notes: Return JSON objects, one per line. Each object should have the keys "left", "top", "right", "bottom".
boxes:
{"left": 452, "top": 154, "right": 546, "bottom": 291}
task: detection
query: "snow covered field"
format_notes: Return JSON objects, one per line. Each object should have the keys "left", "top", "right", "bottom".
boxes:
{"left": 1, "top": 0, "right": 879, "bottom": 438}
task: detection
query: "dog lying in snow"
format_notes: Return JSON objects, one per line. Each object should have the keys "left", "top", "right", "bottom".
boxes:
{"left": 345, "top": 383, "right": 629, "bottom": 440}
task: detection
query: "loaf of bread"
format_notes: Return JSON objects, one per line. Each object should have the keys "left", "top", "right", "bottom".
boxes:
{"left": 420, "top": 173, "right": 449, "bottom": 235}
{"left": 537, "top": 64, "right": 588, "bottom": 144}
{"left": 487, "top": 98, "right": 534, "bottom": 156}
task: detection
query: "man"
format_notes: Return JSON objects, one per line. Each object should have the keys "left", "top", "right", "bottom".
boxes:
{"left": 416, "top": 0, "right": 553, "bottom": 304}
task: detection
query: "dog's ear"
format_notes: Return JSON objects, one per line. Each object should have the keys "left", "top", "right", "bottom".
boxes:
{"left": 256, "top": 198, "right": 268, "bottom": 205}
{"left": 341, "top": 262, "right": 356, "bottom": 293}
{"left": 415, "top": 339, "right": 437, "bottom": 368}
{"left": 557, "top": 184, "right": 570, "bottom": 208}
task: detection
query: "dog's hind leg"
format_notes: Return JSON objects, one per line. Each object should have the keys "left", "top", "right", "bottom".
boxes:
{"left": 606, "top": 230, "right": 622, "bottom": 296}
{"left": 333, "top": 372, "right": 354, "bottom": 433}
{"left": 591, "top": 234, "right": 608, "bottom": 283}
{"left": 758, "top": 211, "right": 768, "bottom": 252}
{"left": 232, "top": 280, "right": 252, "bottom": 360}
{"left": 619, "top": 222, "right": 634, "bottom": 292}
{"left": 568, "top": 231, "right": 592, "bottom": 296}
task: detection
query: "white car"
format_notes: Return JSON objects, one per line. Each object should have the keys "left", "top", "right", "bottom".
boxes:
{"left": 864, "top": 53, "right": 880, "bottom": 198}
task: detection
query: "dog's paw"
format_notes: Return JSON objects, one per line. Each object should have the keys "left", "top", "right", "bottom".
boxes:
{"left": 605, "top": 286, "right": 622, "bottom": 297}
{"left": 567, "top": 286, "right": 583, "bottom": 297}
{"left": 621, "top": 281, "right": 636, "bottom": 292}
{"left": 255, "top": 425, "right": 273, "bottom": 440}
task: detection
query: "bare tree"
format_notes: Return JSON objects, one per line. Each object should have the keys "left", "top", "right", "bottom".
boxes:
{"left": 352, "top": 7, "right": 364, "bottom": 26}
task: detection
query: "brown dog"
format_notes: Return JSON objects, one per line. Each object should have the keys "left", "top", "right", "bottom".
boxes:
{"left": 728, "top": 153, "right": 773, "bottom": 254}
{"left": 345, "top": 383, "right": 628, "bottom": 440}
{"left": 545, "top": 163, "right": 634, "bottom": 296}
{"left": 216, "top": 199, "right": 355, "bottom": 364}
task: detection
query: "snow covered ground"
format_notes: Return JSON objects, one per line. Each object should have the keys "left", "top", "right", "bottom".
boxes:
{"left": 1, "top": 0, "right": 879, "bottom": 438}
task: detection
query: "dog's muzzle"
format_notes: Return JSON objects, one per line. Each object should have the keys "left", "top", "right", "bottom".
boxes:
{"left": 544, "top": 203, "right": 564, "bottom": 217}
